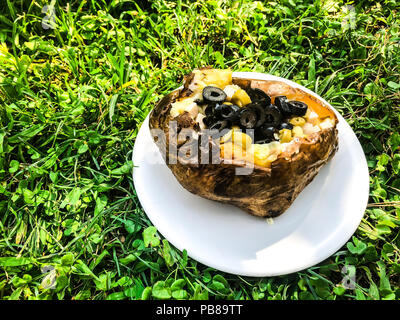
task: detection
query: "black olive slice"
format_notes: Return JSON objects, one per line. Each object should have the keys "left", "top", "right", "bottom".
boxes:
{"left": 279, "top": 122, "right": 294, "bottom": 130}
{"left": 203, "top": 116, "right": 217, "bottom": 127}
{"left": 274, "top": 96, "right": 291, "bottom": 117}
{"left": 204, "top": 105, "right": 215, "bottom": 116}
{"left": 287, "top": 100, "right": 308, "bottom": 116}
{"left": 213, "top": 103, "right": 224, "bottom": 119}
{"left": 248, "top": 102, "right": 266, "bottom": 127}
{"left": 263, "top": 104, "right": 282, "bottom": 128}
{"left": 220, "top": 104, "right": 240, "bottom": 121}
{"left": 202, "top": 86, "right": 227, "bottom": 103}
{"left": 209, "top": 120, "right": 230, "bottom": 131}
{"left": 246, "top": 88, "right": 271, "bottom": 106}
{"left": 258, "top": 125, "right": 276, "bottom": 139}
{"left": 239, "top": 109, "right": 257, "bottom": 129}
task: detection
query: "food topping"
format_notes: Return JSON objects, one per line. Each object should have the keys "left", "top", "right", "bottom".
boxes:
{"left": 262, "top": 104, "right": 282, "bottom": 127}
{"left": 202, "top": 86, "right": 227, "bottom": 103}
{"left": 195, "top": 113, "right": 206, "bottom": 130}
{"left": 289, "top": 116, "right": 306, "bottom": 126}
{"left": 188, "top": 69, "right": 233, "bottom": 92}
{"left": 302, "top": 122, "right": 320, "bottom": 135}
{"left": 287, "top": 100, "right": 308, "bottom": 116}
{"left": 248, "top": 103, "right": 266, "bottom": 127}
{"left": 319, "top": 118, "right": 335, "bottom": 130}
{"left": 292, "top": 126, "right": 305, "bottom": 138}
{"left": 203, "top": 115, "right": 217, "bottom": 127}
{"left": 170, "top": 68, "right": 336, "bottom": 167}
{"left": 305, "top": 110, "right": 320, "bottom": 125}
{"left": 170, "top": 97, "right": 199, "bottom": 119}
{"left": 251, "top": 142, "right": 283, "bottom": 167}
{"left": 223, "top": 84, "right": 241, "bottom": 101}
{"left": 175, "top": 112, "right": 196, "bottom": 128}
{"left": 279, "top": 128, "right": 292, "bottom": 143}
{"left": 231, "top": 131, "right": 253, "bottom": 149}
{"left": 247, "top": 88, "right": 272, "bottom": 105}
{"left": 204, "top": 104, "right": 215, "bottom": 116}
{"left": 274, "top": 96, "right": 292, "bottom": 117}
{"left": 239, "top": 108, "right": 258, "bottom": 128}
{"left": 231, "top": 89, "right": 252, "bottom": 107}
{"left": 258, "top": 125, "right": 276, "bottom": 140}
{"left": 220, "top": 104, "right": 240, "bottom": 120}
{"left": 279, "top": 122, "right": 294, "bottom": 130}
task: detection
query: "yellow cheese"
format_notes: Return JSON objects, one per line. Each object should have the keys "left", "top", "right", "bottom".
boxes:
{"left": 231, "top": 89, "right": 252, "bottom": 107}
{"left": 191, "top": 69, "right": 233, "bottom": 90}
{"left": 170, "top": 97, "right": 198, "bottom": 118}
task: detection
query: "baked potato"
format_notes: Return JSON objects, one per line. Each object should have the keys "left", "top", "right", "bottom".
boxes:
{"left": 149, "top": 68, "right": 338, "bottom": 217}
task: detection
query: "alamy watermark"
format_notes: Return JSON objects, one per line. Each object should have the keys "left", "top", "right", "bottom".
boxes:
{"left": 42, "top": 4, "right": 56, "bottom": 30}
{"left": 40, "top": 265, "right": 57, "bottom": 290}
{"left": 341, "top": 5, "right": 356, "bottom": 31}
{"left": 341, "top": 265, "right": 356, "bottom": 290}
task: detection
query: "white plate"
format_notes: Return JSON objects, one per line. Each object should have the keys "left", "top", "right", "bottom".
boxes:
{"left": 132, "top": 72, "right": 369, "bottom": 277}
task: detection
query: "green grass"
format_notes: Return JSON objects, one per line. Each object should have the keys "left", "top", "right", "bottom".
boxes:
{"left": 0, "top": 0, "right": 399, "bottom": 300}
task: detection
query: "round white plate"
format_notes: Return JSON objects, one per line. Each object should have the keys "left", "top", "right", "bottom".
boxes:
{"left": 132, "top": 72, "right": 369, "bottom": 277}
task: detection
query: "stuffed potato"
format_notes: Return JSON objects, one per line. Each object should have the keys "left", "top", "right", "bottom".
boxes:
{"left": 149, "top": 68, "right": 338, "bottom": 217}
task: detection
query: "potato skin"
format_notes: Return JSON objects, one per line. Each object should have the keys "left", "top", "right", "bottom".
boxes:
{"left": 149, "top": 74, "right": 338, "bottom": 217}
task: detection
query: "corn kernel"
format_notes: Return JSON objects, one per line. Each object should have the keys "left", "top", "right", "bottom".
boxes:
{"left": 279, "top": 129, "right": 292, "bottom": 143}
{"left": 231, "top": 89, "right": 252, "bottom": 107}
{"left": 289, "top": 117, "right": 306, "bottom": 126}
